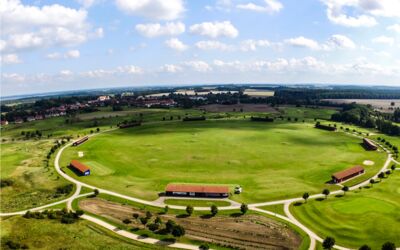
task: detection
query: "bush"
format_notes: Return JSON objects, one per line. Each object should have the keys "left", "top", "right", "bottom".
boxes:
{"left": 186, "top": 205, "right": 194, "bottom": 216}
{"left": 210, "top": 205, "right": 218, "bottom": 216}
{"left": 140, "top": 217, "right": 148, "bottom": 225}
{"left": 171, "top": 225, "right": 185, "bottom": 237}
{"left": 199, "top": 243, "right": 210, "bottom": 250}
{"left": 0, "top": 178, "right": 14, "bottom": 188}
{"left": 240, "top": 204, "right": 248, "bottom": 215}
{"left": 166, "top": 220, "right": 176, "bottom": 233}
{"left": 123, "top": 218, "right": 132, "bottom": 224}
{"left": 147, "top": 223, "right": 160, "bottom": 231}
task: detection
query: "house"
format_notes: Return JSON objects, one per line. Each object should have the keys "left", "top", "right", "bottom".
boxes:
{"left": 332, "top": 166, "right": 365, "bottom": 183}
{"left": 363, "top": 138, "right": 378, "bottom": 151}
{"left": 70, "top": 160, "right": 90, "bottom": 176}
{"left": 35, "top": 115, "right": 44, "bottom": 120}
{"left": 165, "top": 184, "right": 229, "bottom": 198}
{"left": 72, "top": 136, "right": 89, "bottom": 146}
{"left": 97, "top": 95, "right": 110, "bottom": 102}
{"left": 26, "top": 116, "right": 36, "bottom": 122}
{"left": 0, "top": 120, "right": 9, "bottom": 126}
{"left": 14, "top": 119, "right": 23, "bottom": 124}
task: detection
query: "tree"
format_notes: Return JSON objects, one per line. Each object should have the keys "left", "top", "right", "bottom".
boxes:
{"left": 210, "top": 205, "right": 218, "bottom": 216}
{"left": 148, "top": 223, "right": 159, "bottom": 231}
{"left": 199, "top": 243, "right": 210, "bottom": 250}
{"left": 322, "top": 237, "right": 335, "bottom": 249}
{"left": 378, "top": 172, "right": 385, "bottom": 180}
{"left": 382, "top": 242, "right": 396, "bottom": 250}
{"left": 240, "top": 203, "right": 248, "bottom": 215}
{"left": 172, "top": 225, "right": 185, "bottom": 237}
{"left": 164, "top": 205, "right": 169, "bottom": 214}
{"left": 186, "top": 205, "right": 194, "bottom": 216}
{"left": 140, "top": 217, "right": 148, "bottom": 225}
{"left": 370, "top": 179, "right": 375, "bottom": 187}
{"left": 166, "top": 220, "right": 176, "bottom": 233}
{"left": 93, "top": 189, "right": 99, "bottom": 196}
{"left": 341, "top": 186, "right": 349, "bottom": 196}
{"left": 322, "top": 189, "right": 330, "bottom": 199}
{"left": 391, "top": 165, "right": 396, "bottom": 171}
{"left": 359, "top": 245, "right": 371, "bottom": 250}
{"left": 302, "top": 192, "right": 310, "bottom": 203}
{"left": 123, "top": 218, "right": 131, "bottom": 224}
{"left": 145, "top": 211, "right": 152, "bottom": 219}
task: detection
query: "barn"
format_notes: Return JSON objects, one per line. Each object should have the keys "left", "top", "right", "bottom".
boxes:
{"left": 70, "top": 160, "right": 91, "bottom": 176}
{"left": 332, "top": 166, "right": 364, "bottom": 183}
{"left": 363, "top": 138, "right": 378, "bottom": 151}
{"left": 165, "top": 184, "right": 229, "bottom": 198}
{"left": 72, "top": 136, "right": 89, "bottom": 146}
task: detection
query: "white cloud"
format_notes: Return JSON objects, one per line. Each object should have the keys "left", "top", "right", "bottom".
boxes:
{"left": 46, "top": 50, "right": 80, "bottom": 59}
{"left": 189, "top": 21, "right": 238, "bottom": 38}
{"left": 326, "top": 34, "right": 355, "bottom": 49}
{"left": 165, "top": 38, "right": 188, "bottom": 51}
{"left": 135, "top": 22, "right": 185, "bottom": 38}
{"left": 2, "top": 73, "right": 25, "bottom": 82}
{"left": 81, "top": 65, "right": 143, "bottom": 78}
{"left": 195, "top": 40, "right": 232, "bottom": 51}
{"left": 76, "top": 0, "right": 96, "bottom": 8}
{"left": 240, "top": 39, "right": 270, "bottom": 51}
{"left": 160, "top": 64, "right": 183, "bottom": 73}
{"left": 1, "top": 0, "right": 100, "bottom": 52}
{"left": 65, "top": 49, "right": 80, "bottom": 58}
{"left": 372, "top": 36, "right": 395, "bottom": 46}
{"left": 285, "top": 35, "right": 355, "bottom": 50}
{"left": 183, "top": 61, "right": 212, "bottom": 72}
{"left": 1, "top": 54, "right": 22, "bottom": 64}
{"left": 387, "top": 24, "right": 400, "bottom": 33}
{"left": 59, "top": 70, "right": 73, "bottom": 76}
{"left": 115, "top": 0, "right": 185, "bottom": 20}
{"left": 285, "top": 36, "right": 320, "bottom": 50}
{"left": 321, "top": 0, "right": 400, "bottom": 27}
{"left": 117, "top": 65, "right": 143, "bottom": 74}
{"left": 237, "top": 0, "right": 283, "bottom": 13}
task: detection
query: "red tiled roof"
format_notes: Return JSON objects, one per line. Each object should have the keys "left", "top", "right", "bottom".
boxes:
{"left": 332, "top": 166, "right": 364, "bottom": 180}
{"left": 70, "top": 160, "right": 90, "bottom": 173}
{"left": 166, "top": 184, "right": 229, "bottom": 194}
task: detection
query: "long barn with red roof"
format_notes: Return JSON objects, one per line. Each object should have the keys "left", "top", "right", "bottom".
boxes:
{"left": 165, "top": 184, "right": 229, "bottom": 198}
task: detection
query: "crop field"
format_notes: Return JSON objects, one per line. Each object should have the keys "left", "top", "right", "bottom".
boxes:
{"left": 290, "top": 173, "right": 400, "bottom": 248}
{"left": 60, "top": 120, "right": 386, "bottom": 203}
{"left": 0, "top": 140, "right": 69, "bottom": 212}
{"left": 0, "top": 216, "right": 167, "bottom": 249}
{"left": 323, "top": 99, "right": 399, "bottom": 113}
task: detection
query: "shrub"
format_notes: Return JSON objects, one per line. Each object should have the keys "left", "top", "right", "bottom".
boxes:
{"left": 240, "top": 204, "right": 248, "bottom": 215}
{"left": 186, "top": 205, "right": 194, "bottom": 216}
{"left": 172, "top": 225, "right": 185, "bottom": 237}
{"left": 147, "top": 223, "right": 159, "bottom": 231}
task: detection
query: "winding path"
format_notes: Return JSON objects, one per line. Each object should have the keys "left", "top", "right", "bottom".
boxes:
{"left": 1, "top": 128, "right": 398, "bottom": 250}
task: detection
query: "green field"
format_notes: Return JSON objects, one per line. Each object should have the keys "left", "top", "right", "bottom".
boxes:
{"left": 0, "top": 216, "right": 169, "bottom": 249}
{"left": 291, "top": 173, "right": 400, "bottom": 248}
{"left": 60, "top": 119, "right": 386, "bottom": 203}
{"left": 0, "top": 140, "right": 69, "bottom": 212}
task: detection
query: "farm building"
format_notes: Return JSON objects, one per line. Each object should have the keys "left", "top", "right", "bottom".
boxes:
{"left": 70, "top": 160, "right": 90, "bottom": 176}
{"left": 165, "top": 184, "right": 229, "bottom": 198}
{"left": 315, "top": 123, "right": 337, "bottom": 131}
{"left": 332, "top": 166, "right": 364, "bottom": 183}
{"left": 72, "top": 136, "right": 89, "bottom": 146}
{"left": 363, "top": 138, "right": 378, "bottom": 151}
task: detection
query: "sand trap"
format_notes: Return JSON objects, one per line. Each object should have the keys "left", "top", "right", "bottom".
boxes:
{"left": 363, "top": 160, "right": 374, "bottom": 166}
{"left": 78, "top": 151, "right": 84, "bottom": 158}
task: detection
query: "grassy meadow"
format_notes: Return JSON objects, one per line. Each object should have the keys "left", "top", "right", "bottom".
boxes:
{"left": 0, "top": 216, "right": 168, "bottom": 249}
{"left": 290, "top": 172, "right": 400, "bottom": 248}
{"left": 60, "top": 119, "right": 386, "bottom": 203}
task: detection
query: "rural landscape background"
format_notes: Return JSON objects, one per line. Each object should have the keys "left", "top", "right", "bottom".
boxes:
{"left": 1, "top": 0, "right": 400, "bottom": 250}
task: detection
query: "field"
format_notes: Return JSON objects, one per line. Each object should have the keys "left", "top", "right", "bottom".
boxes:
{"left": 0, "top": 140, "right": 69, "bottom": 212}
{"left": 323, "top": 99, "right": 398, "bottom": 113}
{"left": 0, "top": 216, "right": 168, "bottom": 249}
{"left": 60, "top": 119, "right": 386, "bottom": 203}
{"left": 79, "top": 197, "right": 302, "bottom": 249}
{"left": 243, "top": 89, "right": 275, "bottom": 97}
{"left": 290, "top": 173, "right": 400, "bottom": 248}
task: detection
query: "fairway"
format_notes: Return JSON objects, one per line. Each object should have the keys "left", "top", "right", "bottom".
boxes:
{"left": 290, "top": 173, "right": 400, "bottom": 248}
{"left": 60, "top": 120, "right": 386, "bottom": 203}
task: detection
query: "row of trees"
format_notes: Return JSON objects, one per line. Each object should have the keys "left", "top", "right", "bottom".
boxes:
{"left": 23, "top": 208, "right": 84, "bottom": 224}
{"left": 322, "top": 236, "right": 396, "bottom": 250}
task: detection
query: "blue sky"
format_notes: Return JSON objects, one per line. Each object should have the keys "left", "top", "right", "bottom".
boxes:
{"left": 1, "top": 0, "right": 400, "bottom": 96}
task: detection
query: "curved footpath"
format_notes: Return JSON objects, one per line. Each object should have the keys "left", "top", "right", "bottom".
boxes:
{"left": 1, "top": 128, "right": 398, "bottom": 250}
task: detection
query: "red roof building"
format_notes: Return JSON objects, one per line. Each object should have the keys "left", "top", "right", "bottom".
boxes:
{"left": 165, "top": 184, "right": 229, "bottom": 198}
{"left": 332, "top": 166, "right": 364, "bottom": 183}
{"left": 70, "top": 160, "right": 90, "bottom": 176}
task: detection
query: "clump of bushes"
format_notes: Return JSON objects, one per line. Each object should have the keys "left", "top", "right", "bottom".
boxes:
{"left": 0, "top": 178, "right": 14, "bottom": 188}
{"left": 23, "top": 208, "right": 84, "bottom": 224}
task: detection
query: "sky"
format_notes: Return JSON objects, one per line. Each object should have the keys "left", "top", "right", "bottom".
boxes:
{"left": 1, "top": 0, "right": 400, "bottom": 96}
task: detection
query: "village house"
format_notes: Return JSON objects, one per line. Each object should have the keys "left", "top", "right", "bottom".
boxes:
{"left": 332, "top": 166, "right": 365, "bottom": 183}
{"left": 70, "top": 160, "right": 91, "bottom": 176}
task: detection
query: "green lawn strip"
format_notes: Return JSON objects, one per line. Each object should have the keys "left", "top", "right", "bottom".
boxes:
{"left": 163, "top": 199, "right": 231, "bottom": 207}
{"left": 290, "top": 173, "right": 400, "bottom": 248}
{"left": 257, "top": 204, "right": 286, "bottom": 217}
{"left": 0, "top": 216, "right": 168, "bottom": 249}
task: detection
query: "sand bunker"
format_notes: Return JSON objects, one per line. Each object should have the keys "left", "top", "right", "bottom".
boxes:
{"left": 363, "top": 160, "right": 374, "bottom": 166}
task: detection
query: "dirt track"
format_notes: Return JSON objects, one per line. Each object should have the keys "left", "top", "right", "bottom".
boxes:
{"left": 80, "top": 198, "right": 301, "bottom": 250}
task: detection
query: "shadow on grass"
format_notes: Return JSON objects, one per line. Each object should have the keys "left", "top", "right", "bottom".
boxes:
{"left": 335, "top": 194, "right": 344, "bottom": 198}
{"left": 200, "top": 214, "right": 213, "bottom": 219}
{"left": 156, "top": 238, "right": 176, "bottom": 245}
{"left": 293, "top": 202, "right": 303, "bottom": 206}
{"left": 316, "top": 198, "right": 325, "bottom": 201}
{"left": 230, "top": 212, "right": 243, "bottom": 218}
{"left": 176, "top": 214, "right": 190, "bottom": 218}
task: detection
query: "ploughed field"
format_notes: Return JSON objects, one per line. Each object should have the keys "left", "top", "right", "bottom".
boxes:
{"left": 290, "top": 173, "right": 400, "bottom": 248}
{"left": 60, "top": 120, "right": 386, "bottom": 203}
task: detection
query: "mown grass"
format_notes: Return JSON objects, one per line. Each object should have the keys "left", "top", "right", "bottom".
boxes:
{"left": 290, "top": 172, "right": 400, "bottom": 249}
{"left": 60, "top": 120, "right": 385, "bottom": 203}
{"left": 0, "top": 216, "right": 171, "bottom": 249}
